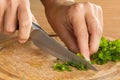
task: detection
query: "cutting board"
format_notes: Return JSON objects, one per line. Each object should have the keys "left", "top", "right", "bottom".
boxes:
{"left": 0, "top": 37, "right": 120, "bottom": 80}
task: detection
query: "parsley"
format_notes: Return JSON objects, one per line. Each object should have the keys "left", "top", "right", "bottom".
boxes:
{"left": 54, "top": 37, "right": 120, "bottom": 71}
{"left": 91, "top": 37, "right": 120, "bottom": 64}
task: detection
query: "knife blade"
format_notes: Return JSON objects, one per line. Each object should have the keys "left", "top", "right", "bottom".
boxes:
{"left": 31, "top": 22, "right": 97, "bottom": 71}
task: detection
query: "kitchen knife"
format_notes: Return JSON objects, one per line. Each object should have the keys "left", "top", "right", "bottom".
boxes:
{"left": 31, "top": 22, "right": 97, "bottom": 71}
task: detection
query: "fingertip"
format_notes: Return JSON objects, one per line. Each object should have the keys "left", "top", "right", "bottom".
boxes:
{"left": 84, "top": 56, "right": 91, "bottom": 61}
{"left": 18, "top": 38, "right": 28, "bottom": 43}
{"left": 3, "top": 26, "right": 16, "bottom": 35}
{"left": 79, "top": 49, "right": 90, "bottom": 61}
{"left": 89, "top": 34, "right": 101, "bottom": 55}
{"left": 18, "top": 30, "right": 30, "bottom": 43}
{"left": 90, "top": 46, "right": 99, "bottom": 55}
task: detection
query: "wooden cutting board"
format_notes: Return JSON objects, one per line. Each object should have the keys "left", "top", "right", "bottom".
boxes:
{"left": 0, "top": 37, "right": 120, "bottom": 80}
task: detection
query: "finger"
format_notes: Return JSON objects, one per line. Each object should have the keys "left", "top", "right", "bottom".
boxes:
{"left": 89, "top": 29, "right": 101, "bottom": 55}
{"left": 18, "top": 1, "right": 32, "bottom": 43}
{"left": 0, "top": 0, "right": 5, "bottom": 32}
{"left": 4, "top": 1, "right": 18, "bottom": 34}
{"left": 70, "top": 6, "right": 90, "bottom": 61}
{"left": 85, "top": 4, "right": 102, "bottom": 55}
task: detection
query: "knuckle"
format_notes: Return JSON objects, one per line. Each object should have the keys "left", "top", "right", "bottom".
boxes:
{"left": 98, "top": 5, "right": 103, "bottom": 13}
{"left": 68, "top": 3, "right": 84, "bottom": 22}
{"left": 7, "top": 1, "right": 16, "bottom": 10}
{"left": 91, "top": 26, "right": 102, "bottom": 36}
{"left": 84, "top": 2, "right": 91, "bottom": 5}
{"left": 94, "top": 4, "right": 103, "bottom": 12}
{"left": 21, "top": 21, "right": 31, "bottom": 29}
{"left": 7, "top": 0, "right": 12, "bottom": 3}
{"left": 70, "top": 3, "right": 83, "bottom": 12}
{"left": 97, "top": 5, "right": 102, "bottom": 10}
{"left": 6, "top": 0, "right": 18, "bottom": 8}
{"left": 79, "top": 31, "right": 89, "bottom": 38}
{"left": 84, "top": 2, "right": 93, "bottom": 7}
{"left": 7, "top": 0, "right": 13, "bottom": 6}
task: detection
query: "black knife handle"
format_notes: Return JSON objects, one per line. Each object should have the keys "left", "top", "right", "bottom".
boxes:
{"left": 16, "top": 22, "right": 44, "bottom": 31}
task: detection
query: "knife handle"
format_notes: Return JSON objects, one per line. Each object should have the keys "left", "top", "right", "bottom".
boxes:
{"left": 32, "top": 22, "right": 44, "bottom": 30}
{"left": 16, "top": 22, "right": 44, "bottom": 32}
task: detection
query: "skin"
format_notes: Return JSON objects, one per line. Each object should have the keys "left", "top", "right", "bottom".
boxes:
{"left": 0, "top": 0, "right": 32, "bottom": 43}
{"left": 0, "top": 0, "right": 103, "bottom": 61}
{"left": 41, "top": 0, "right": 103, "bottom": 61}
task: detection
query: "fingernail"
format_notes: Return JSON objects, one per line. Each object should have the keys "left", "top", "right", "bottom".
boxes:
{"left": 85, "top": 56, "right": 91, "bottom": 61}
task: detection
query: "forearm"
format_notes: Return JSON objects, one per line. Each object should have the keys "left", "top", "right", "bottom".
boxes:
{"left": 40, "top": 0, "right": 75, "bottom": 8}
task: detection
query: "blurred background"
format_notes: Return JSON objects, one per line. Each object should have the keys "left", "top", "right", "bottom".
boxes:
{"left": 30, "top": 0, "right": 120, "bottom": 39}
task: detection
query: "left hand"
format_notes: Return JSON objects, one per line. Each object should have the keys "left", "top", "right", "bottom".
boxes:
{"left": 43, "top": 1, "right": 103, "bottom": 61}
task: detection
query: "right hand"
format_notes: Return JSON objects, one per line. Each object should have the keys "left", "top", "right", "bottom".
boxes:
{"left": 0, "top": 0, "right": 32, "bottom": 43}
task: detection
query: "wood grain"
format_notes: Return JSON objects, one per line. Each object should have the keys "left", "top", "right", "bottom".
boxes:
{"left": 0, "top": 0, "right": 120, "bottom": 80}
{"left": 0, "top": 37, "right": 119, "bottom": 80}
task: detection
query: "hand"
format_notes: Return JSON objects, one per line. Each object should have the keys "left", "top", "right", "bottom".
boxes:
{"left": 0, "top": 0, "right": 32, "bottom": 43}
{"left": 43, "top": 1, "right": 103, "bottom": 61}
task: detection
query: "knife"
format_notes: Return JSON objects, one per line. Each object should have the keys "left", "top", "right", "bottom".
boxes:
{"left": 31, "top": 22, "right": 97, "bottom": 71}
{"left": 0, "top": 22, "right": 97, "bottom": 71}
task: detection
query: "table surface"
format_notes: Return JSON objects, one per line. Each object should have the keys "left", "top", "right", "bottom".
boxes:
{"left": 30, "top": 0, "right": 120, "bottom": 39}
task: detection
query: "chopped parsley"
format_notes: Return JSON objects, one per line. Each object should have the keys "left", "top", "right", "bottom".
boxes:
{"left": 54, "top": 37, "right": 120, "bottom": 71}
